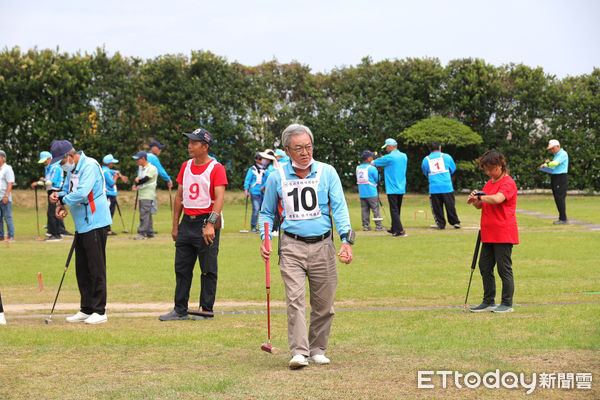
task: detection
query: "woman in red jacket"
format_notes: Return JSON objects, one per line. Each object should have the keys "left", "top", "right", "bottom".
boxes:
{"left": 467, "top": 150, "right": 518, "bottom": 313}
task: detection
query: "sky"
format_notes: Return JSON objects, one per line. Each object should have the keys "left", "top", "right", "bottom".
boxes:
{"left": 1, "top": 0, "right": 599, "bottom": 78}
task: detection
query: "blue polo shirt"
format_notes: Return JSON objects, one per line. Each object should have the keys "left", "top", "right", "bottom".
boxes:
{"left": 58, "top": 152, "right": 112, "bottom": 233}
{"left": 372, "top": 149, "right": 407, "bottom": 194}
{"left": 356, "top": 162, "right": 379, "bottom": 198}
{"left": 147, "top": 152, "right": 171, "bottom": 182}
{"left": 259, "top": 161, "right": 351, "bottom": 241}
{"left": 45, "top": 162, "right": 64, "bottom": 191}
{"left": 102, "top": 165, "right": 118, "bottom": 197}
{"left": 421, "top": 151, "right": 456, "bottom": 194}
{"left": 244, "top": 164, "right": 265, "bottom": 195}
{"left": 548, "top": 149, "right": 569, "bottom": 174}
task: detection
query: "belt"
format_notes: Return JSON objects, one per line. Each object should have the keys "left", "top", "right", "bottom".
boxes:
{"left": 185, "top": 214, "right": 208, "bottom": 220}
{"left": 284, "top": 230, "right": 331, "bottom": 244}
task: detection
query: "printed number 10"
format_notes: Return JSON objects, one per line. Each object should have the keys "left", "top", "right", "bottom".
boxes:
{"left": 287, "top": 187, "right": 317, "bottom": 212}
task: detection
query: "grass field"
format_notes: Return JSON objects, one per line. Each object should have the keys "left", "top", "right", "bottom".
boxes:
{"left": 1, "top": 190, "right": 599, "bottom": 399}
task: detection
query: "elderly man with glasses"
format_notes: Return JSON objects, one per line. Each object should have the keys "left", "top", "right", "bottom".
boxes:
{"left": 259, "top": 123, "right": 355, "bottom": 369}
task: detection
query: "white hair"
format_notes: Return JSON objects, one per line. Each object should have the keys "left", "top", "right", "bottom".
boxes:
{"left": 281, "top": 124, "right": 313, "bottom": 148}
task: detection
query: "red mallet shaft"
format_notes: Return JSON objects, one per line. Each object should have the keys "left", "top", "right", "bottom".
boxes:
{"left": 38, "top": 272, "right": 43, "bottom": 292}
{"left": 261, "top": 222, "right": 279, "bottom": 354}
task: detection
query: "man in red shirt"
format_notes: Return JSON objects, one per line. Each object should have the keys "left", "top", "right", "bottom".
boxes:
{"left": 159, "top": 128, "right": 228, "bottom": 321}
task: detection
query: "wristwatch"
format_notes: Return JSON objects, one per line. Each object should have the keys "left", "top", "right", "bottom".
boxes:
{"left": 207, "top": 211, "right": 219, "bottom": 225}
{"left": 340, "top": 229, "right": 356, "bottom": 245}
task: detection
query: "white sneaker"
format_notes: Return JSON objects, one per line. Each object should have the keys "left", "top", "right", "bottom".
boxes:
{"left": 66, "top": 311, "right": 91, "bottom": 323}
{"left": 271, "top": 231, "right": 279, "bottom": 237}
{"left": 84, "top": 313, "right": 107, "bottom": 324}
{"left": 0, "top": 312, "right": 6, "bottom": 325}
{"left": 289, "top": 354, "right": 309, "bottom": 369}
{"left": 308, "top": 354, "right": 330, "bottom": 365}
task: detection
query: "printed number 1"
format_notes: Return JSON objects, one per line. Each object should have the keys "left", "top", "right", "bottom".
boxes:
{"left": 189, "top": 183, "right": 200, "bottom": 200}
{"left": 434, "top": 162, "right": 440, "bottom": 170}
{"left": 287, "top": 187, "right": 317, "bottom": 212}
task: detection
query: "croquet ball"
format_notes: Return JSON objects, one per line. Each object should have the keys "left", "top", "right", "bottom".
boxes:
{"left": 59, "top": 210, "right": 67, "bottom": 217}
{"left": 338, "top": 254, "right": 349, "bottom": 263}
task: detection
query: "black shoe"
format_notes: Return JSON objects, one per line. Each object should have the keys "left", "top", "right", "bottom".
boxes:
{"left": 61, "top": 231, "right": 74, "bottom": 236}
{"left": 158, "top": 309, "right": 190, "bottom": 321}
{"left": 386, "top": 229, "right": 393, "bottom": 234}
{"left": 553, "top": 220, "right": 568, "bottom": 225}
{"left": 392, "top": 230, "right": 408, "bottom": 237}
{"left": 107, "top": 231, "right": 117, "bottom": 236}
{"left": 362, "top": 226, "right": 372, "bottom": 231}
{"left": 153, "top": 230, "right": 158, "bottom": 234}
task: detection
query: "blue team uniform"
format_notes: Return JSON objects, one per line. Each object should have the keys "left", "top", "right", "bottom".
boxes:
{"left": 102, "top": 166, "right": 118, "bottom": 197}
{"left": 59, "top": 152, "right": 112, "bottom": 233}
{"left": 147, "top": 152, "right": 171, "bottom": 183}
{"left": 548, "top": 149, "right": 569, "bottom": 174}
{"left": 421, "top": 151, "right": 456, "bottom": 194}
{"left": 259, "top": 161, "right": 351, "bottom": 241}
{"left": 45, "top": 163, "right": 64, "bottom": 191}
{"left": 372, "top": 149, "right": 407, "bottom": 194}
{"left": 356, "top": 163, "right": 379, "bottom": 198}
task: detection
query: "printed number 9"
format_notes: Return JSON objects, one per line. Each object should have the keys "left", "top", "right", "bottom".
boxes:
{"left": 189, "top": 183, "right": 200, "bottom": 200}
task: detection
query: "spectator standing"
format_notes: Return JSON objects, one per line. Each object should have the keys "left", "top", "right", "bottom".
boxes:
{"left": 0, "top": 150, "right": 15, "bottom": 241}
{"left": 132, "top": 151, "right": 158, "bottom": 239}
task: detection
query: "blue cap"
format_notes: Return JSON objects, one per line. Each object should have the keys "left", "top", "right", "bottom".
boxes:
{"left": 103, "top": 154, "right": 119, "bottom": 165}
{"left": 183, "top": 128, "right": 213, "bottom": 146}
{"left": 149, "top": 140, "right": 165, "bottom": 149}
{"left": 38, "top": 151, "right": 52, "bottom": 164}
{"left": 381, "top": 138, "right": 397, "bottom": 149}
{"left": 274, "top": 149, "right": 286, "bottom": 157}
{"left": 361, "top": 150, "right": 375, "bottom": 160}
{"left": 49, "top": 140, "right": 74, "bottom": 165}
{"left": 132, "top": 151, "right": 147, "bottom": 160}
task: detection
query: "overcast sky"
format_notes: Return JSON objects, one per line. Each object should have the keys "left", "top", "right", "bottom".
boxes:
{"left": 1, "top": 0, "right": 598, "bottom": 78}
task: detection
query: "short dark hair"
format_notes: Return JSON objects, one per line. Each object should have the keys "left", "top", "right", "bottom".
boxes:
{"left": 428, "top": 141, "right": 441, "bottom": 152}
{"left": 476, "top": 150, "right": 509, "bottom": 174}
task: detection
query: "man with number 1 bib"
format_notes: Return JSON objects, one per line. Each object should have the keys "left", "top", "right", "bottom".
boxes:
{"left": 421, "top": 141, "right": 460, "bottom": 229}
{"left": 159, "top": 128, "right": 228, "bottom": 321}
{"left": 259, "top": 123, "right": 354, "bottom": 369}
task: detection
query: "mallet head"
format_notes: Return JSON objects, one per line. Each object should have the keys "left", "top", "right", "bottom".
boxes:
{"left": 261, "top": 343, "right": 279, "bottom": 354}
{"left": 45, "top": 318, "right": 51, "bottom": 324}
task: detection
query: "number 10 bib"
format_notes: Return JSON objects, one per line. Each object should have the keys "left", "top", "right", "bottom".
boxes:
{"left": 279, "top": 163, "right": 323, "bottom": 220}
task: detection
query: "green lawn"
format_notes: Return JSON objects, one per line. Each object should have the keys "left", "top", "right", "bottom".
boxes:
{"left": 1, "top": 190, "right": 598, "bottom": 399}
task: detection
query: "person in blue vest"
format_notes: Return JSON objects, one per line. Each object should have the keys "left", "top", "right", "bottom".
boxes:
{"left": 421, "top": 141, "right": 461, "bottom": 229}
{"left": 259, "top": 123, "right": 354, "bottom": 369}
{"left": 244, "top": 152, "right": 266, "bottom": 233}
{"left": 372, "top": 138, "right": 408, "bottom": 237}
{"left": 540, "top": 139, "right": 569, "bottom": 224}
{"left": 49, "top": 140, "right": 112, "bottom": 325}
{"left": 147, "top": 140, "right": 172, "bottom": 218}
{"left": 102, "top": 154, "right": 128, "bottom": 236}
{"left": 356, "top": 150, "right": 385, "bottom": 231}
{"left": 31, "top": 151, "right": 67, "bottom": 241}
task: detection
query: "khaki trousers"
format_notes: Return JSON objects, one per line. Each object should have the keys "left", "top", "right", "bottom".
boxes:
{"left": 279, "top": 233, "right": 338, "bottom": 357}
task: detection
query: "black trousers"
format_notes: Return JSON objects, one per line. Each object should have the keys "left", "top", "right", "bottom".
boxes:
{"left": 551, "top": 173, "right": 568, "bottom": 221}
{"left": 107, "top": 195, "right": 117, "bottom": 231}
{"left": 387, "top": 194, "right": 404, "bottom": 233}
{"left": 75, "top": 227, "right": 108, "bottom": 314}
{"left": 46, "top": 191, "right": 66, "bottom": 236}
{"left": 174, "top": 214, "right": 220, "bottom": 314}
{"left": 0, "top": 290, "right": 3, "bottom": 312}
{"left": 430, "top": 192, "right": 460, "bottom": 228}
{"left": 479, "top": 243, "right": 514, "bottom": 306}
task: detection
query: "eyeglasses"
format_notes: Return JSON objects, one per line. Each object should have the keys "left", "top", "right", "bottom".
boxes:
{"left": 288, "top": 145, "right": 313, "bottom": 154}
